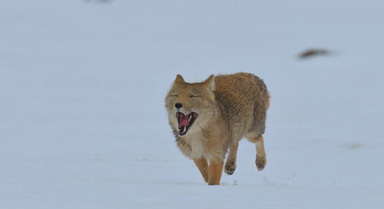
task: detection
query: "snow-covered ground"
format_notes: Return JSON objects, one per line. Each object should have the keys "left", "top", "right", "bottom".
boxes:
{"left": 0, "top": 0, "right": 383, "bottom": 208}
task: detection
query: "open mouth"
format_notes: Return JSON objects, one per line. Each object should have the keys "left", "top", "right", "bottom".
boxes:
{"left": 176, "top": 112, "right": 198, "bottom": 136}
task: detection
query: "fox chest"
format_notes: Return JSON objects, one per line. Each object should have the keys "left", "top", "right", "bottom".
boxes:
{"left": 176, "top": 137, "right": 205, "bottom": 159}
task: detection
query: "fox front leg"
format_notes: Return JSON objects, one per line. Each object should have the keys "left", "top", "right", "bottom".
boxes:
{"left": 193, "top": 158, "right": 209, "bottom": 183}
{"left": 207, "top": 160, "right": 224, "bottom": 185}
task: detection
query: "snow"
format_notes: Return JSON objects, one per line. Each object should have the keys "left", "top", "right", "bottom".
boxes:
{"left": 0, "top": 0, "right": 383, "bottom": 208}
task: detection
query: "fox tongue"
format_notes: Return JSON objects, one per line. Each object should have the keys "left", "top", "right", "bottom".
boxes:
{"left": 180, "top": 116, "right": 189, "bottom": 127}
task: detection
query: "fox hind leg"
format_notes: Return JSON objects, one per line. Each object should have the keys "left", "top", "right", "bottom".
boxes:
{"left": 255, "top": 136, "right": 267, "bottom": 171}
{"left": 247, "top": 135, "right": 267, "bottom": 171}
{"left": 224, "top": 142, "right": 239, "bottom": 175}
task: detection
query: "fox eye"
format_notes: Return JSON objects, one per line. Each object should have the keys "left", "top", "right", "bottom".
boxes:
{"left": 190, "top": 95, "right": 199, "bottom": 98}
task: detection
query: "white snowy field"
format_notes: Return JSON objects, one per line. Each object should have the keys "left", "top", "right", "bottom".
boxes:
{"left": 0, "top": 0, "right": 383, "bottom": 208}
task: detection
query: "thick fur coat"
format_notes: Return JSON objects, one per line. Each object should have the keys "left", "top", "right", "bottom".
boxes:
{"left": 165, "top": 72, "right": 270, "bottom": 185}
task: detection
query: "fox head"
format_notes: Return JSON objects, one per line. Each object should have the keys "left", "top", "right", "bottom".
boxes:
{"left": 165, "top": 74, "right": 217, "bottom": 137}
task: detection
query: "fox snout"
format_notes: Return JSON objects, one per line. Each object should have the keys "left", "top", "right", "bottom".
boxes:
{"left": 174, "top": 102, "right": 191, "bottom": 112}
{"left": 172, "top": 102, "right": 198, "bottom": 136}
{"left": 175, "top": 103, "right": 182, "bottom": 109}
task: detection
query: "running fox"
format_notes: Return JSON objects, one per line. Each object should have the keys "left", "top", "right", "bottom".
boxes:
{"left": 165, "top": 72, "right": 270, "bottom": 185}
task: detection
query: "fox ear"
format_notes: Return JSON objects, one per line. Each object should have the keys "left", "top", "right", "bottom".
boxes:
{"left": 174, "top": 74, "right": 185, "bottom": 84}
{"left": 204, "top": 74, "right": 215, "bottom": 91}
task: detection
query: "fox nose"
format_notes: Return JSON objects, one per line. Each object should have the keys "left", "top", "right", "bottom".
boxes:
{"left": 175, "top": 103, "right": 182, "bottom": 109}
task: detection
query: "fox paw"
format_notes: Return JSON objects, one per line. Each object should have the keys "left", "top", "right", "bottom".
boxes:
{"left": 256, "top": 156, "right": 266, "bottom": 171}
{"left": 224, "top": 160, "right": 236, "bottom": 175}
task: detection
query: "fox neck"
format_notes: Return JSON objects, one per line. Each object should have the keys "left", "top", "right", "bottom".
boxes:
{"left": 174, "top": 102, "right": 228, "bottom": 160}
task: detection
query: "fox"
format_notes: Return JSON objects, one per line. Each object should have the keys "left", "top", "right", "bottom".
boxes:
{"left": 165, "top": 72, "right": 270, "bottom": 185}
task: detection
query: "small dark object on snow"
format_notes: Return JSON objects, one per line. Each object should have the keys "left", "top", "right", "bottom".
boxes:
{"left": 299, "top": 49, "right": 329, "bottom": 58}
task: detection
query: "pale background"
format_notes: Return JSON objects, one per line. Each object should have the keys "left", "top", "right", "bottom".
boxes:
{"left": 0, "top": 0, "right": 383, "bottom": 208}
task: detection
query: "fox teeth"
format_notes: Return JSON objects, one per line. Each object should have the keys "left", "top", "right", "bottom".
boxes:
{"left": 176, "top": 112, "right": 198, "bottom": 136}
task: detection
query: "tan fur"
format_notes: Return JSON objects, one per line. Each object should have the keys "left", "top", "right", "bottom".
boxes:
{"left": 165, "top": 72, "right": 270, "bottom": 185}
{"left": 207, "top": 161, "right": 224, "bottom": 185}
{"left": 193, "top": 158, "right": 208, "bottom": 183}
